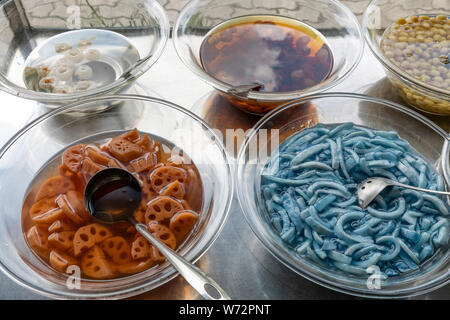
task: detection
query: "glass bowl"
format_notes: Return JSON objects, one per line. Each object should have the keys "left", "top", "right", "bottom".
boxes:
{"left": 0, "top": 95, "right": 233, "bottom": 299}
{"left": 0, "top": 0, "right": 169, "bottom": 107}
{"left": 236, "top": 93, "right": 450, "bottom": 298}
{"left": 363, "top": 0, "right": 450, "bottom": 115}
{"left": 173, "top": 0, "right": 364, "bottom": 115}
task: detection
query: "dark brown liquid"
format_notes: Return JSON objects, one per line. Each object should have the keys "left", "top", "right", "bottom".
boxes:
{"left": 200, "top": 15, "right": 333, "bottom": 93}
{"left": 90, "top": 179, "right": 141, "bottom": 220}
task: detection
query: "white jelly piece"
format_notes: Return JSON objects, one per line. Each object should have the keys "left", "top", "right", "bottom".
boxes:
{"left": 52, "top": 85, "right": 72, "bottom": 94}
{"left": 54, "top": 65, "right": 73, "bottom": 81}
{"left": 84, "top": 48, "right": 100, "bottom": 61}
{"left": 65, "top": 48, "right": 84, "bottom": 63}
{"left": 75, "top": 80, "right": 93, "bottom": 91}
{"left": 55, "top": 43, "right": 72, "bottom": 53}
{"left": 37, "top": 65, "right": 51, "bottom": 77}
{"left": 74, "top": 64, "right": 93, "bottom": 80}
{"left": 77, "top": 36, "right": 95, "bottom": 48}
{"left": 38, "top": 76, "right": 56, "bottom": 90}
{"left": 55, "top": 57, "right": 75, "bottom": 68}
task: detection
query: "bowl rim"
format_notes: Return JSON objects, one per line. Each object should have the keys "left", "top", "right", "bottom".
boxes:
{"left": 0, "top": 0, "right": 170, "bottom": 103}
{"left": 0, "top": 94, "right": 234, "bottom": 299}
{"left": 235, "top": 92, "right": 450, "bottom": 298}
{"left": 172, "top": 0, "right": 365, "bottom": 101}
{"left": 362, "top": 0, "right": 450, "bottom": 97}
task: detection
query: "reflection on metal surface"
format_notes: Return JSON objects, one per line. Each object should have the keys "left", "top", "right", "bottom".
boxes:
{"left": 191, "top": 91, "right": 318, "bottom": 158}
{"left": 35, "top": 99, "right": 145, "bottom": 145}
{"left": 26, "top": 83, "right": 157, "bottom": 148}
{"left": 132, "top": 244, "right": 229, "bottom": 300}
{"left": 130, "top": 276, "right": 199, "bottom": 300}
{"left": 361, "top": 78, "right": 450, "bottom": 133}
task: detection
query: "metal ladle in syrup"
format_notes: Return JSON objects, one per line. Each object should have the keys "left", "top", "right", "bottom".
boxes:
{"left": 84, "top": 168, "right": 230, "bottom": 300}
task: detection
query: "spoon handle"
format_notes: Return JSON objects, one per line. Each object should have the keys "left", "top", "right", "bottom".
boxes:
{"left": 390, "top": 180, "right": 450, "bottom": 196}
{"left": 228, "top": 82, "right": 263, "bottom": 97}
{"left": 131, "top": 219, "right": 231, "bottom": 300}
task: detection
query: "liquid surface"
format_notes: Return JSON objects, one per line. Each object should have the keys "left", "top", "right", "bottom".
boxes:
{"left": 23, "top": 29, "right": 140, "bottom": 93}
{"left": 22, "top": 129, "right": 203, "bottom": 280}
{"left": 89, "top": 178, "right": 142, "bottom": 221}
{"left": 200, "top": 15, "right": 333, "bottom": 93}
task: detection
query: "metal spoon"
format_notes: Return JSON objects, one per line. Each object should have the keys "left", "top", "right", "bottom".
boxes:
{"left": 84, "top": 168, "right": 230, "bottom": 300}
{"left": 357, "top": 177, "right": 450, "bottom": 209}
{"left": 227, "top": 82, "right": 264, "bottom": 97}
{"left": 186, "top": 47, "right": 264, "bottom": 98}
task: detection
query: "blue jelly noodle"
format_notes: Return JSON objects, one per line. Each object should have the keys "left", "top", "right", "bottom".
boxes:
{"left": 260, "top": 123, "right": 449, "bottom": 278}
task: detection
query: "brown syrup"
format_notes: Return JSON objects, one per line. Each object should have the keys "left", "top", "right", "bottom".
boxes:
{"left": 200, "top": 15, "right": 334, "bottom": 94}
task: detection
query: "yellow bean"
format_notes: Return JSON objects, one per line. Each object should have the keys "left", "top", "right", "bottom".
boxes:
{"left": 397, "top": 18, "right": 407, "bottom": 25}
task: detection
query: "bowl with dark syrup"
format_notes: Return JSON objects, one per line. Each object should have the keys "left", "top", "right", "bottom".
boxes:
{"left": 174, "top": 0, "right": 364, "bottom": 114}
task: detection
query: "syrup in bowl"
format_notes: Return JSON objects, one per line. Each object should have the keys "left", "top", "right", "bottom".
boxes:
{"left": 199, "top": 15, "right": 334, "bottom": 94}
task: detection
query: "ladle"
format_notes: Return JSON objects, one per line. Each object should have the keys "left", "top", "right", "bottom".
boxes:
{"left": 357, "top": 177, "right": 450, "bottom": 209}
{"left": 84, "top": 168, "right": 230, "bottom": 300}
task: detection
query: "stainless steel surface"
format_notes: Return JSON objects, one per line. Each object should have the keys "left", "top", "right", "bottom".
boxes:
{"left": 134, "top": 221, "right": 230, "bottom": 300}
{"left": 358, "top": 177, "right": 450, "bottom": 209}
{"left": 0, "top": 1, "right": 448, "bottom": 300}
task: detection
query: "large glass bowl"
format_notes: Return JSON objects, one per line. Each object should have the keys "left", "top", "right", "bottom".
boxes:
{"left": 363, "top": 0, "right": 450, "bottom": 115}
{"left": 0, "top": 0, "right": 169, "bottom": 107}
{"left": 236, "top": 93, "right": 450, "bottom": 298}
{"left": 173, "top": 0, "right": 364, "bottom": 115}
{"left": 0, "top": 95, "right": 233, "bottom": 299}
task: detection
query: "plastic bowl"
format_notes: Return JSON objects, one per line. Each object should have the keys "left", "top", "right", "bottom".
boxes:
{"left": 236, "top": 93, "right": 450, "bottom": 298}
{"left": 363, "top": 0, "right": 450, "bottom": 115}
{"left": 0, "top": 95, "right": 233, "bottom": 299}
{"left": 0, "top": 0, "right": 169, "bottom": 107}
{"left": 173, "top": 0, "right": 363, "bottom": 114}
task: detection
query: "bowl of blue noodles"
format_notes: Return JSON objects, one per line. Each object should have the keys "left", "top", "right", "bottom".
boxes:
{"left": 236, "top": 93, "right": 450, "bottom": 298}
